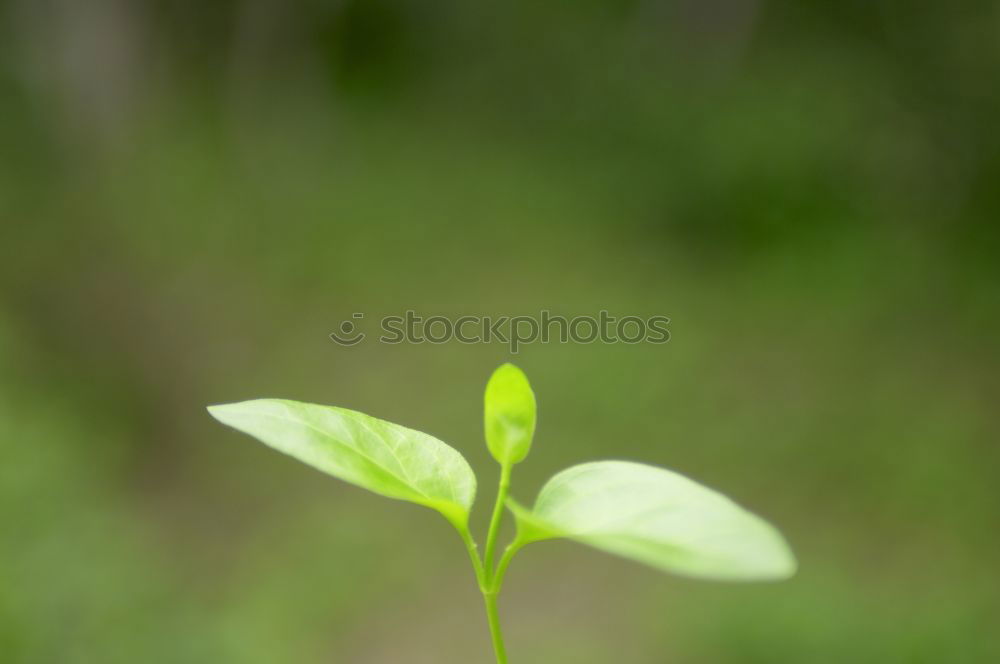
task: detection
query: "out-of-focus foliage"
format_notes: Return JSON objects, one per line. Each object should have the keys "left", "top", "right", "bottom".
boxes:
{"left": 0, "top": 0, "right": 997, "bottom": 662}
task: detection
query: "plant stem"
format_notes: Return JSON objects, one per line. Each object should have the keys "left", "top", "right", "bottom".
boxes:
{"left": 479, "top": 462, "right": 514, "bottom": 663}
{"left": 490, "top": 540, "right": 524, "bottom": 594}
{"left": 483, "top": 591, "right": 508, "bottom": 664}
{"left": 458, "top": 525, "right": 487, "bottom": 591}
{"left": 483, "top": 463, "right": 512, "bottom": 583}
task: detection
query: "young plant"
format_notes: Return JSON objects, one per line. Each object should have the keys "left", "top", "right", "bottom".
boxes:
{"left": 208, "top": 364, "right": 796, "bottom": 662}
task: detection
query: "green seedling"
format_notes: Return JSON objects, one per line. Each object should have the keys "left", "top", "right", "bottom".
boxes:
{"left": 208, "top": 364, "right": 796, "bottom": 662}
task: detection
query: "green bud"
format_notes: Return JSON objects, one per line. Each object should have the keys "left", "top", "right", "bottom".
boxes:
{"left": 484, "top": 363, "right": 537, "bottom": 466}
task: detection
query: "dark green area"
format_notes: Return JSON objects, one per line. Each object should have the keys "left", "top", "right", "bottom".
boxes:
{"left": 1, "top": 1, "right": 997, "bottom": 661}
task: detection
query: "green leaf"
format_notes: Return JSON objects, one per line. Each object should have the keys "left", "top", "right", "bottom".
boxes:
{"left": 508, "top": 461, "right": 796, "bottom": 581}
{"left": 207, "top": 399, "right": 477, "bottom": 528}
{"left": 484, "top": 363, "right": 536, "bottom": 465}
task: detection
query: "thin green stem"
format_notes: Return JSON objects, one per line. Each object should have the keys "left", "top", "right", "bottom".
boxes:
{"left": 483, "top": 591, "right": 508, "bottom": 664}
{"left": 490, "top": 539, "right": 525, "bottom": 594}
{"left": 458, "top": 463, "right": 524, "bottom": 663}
{"left": 483, "top": 463, "right": 512, "bottom": 583}
{"left": 479, "top": 462, "right": 516, "bottom": 663}
{"left": 458, "top": 524, "right": 487, "bottom": 592}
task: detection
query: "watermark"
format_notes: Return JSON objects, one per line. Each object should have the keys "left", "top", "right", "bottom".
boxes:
{"left": 330, "top": 310, "right": 670, "bottom": 353}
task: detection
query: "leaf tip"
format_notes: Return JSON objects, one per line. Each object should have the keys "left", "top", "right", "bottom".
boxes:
{"left": 737, "top": 527, "right": 798, "bottom": 582}
{"left": 205, "top": 402, "right": 228, "bottom": 417}
{"left": 770, "top": 542, "right": 799, "bottom": 580}
{"left": 206, "top": 401, "right": 249, "bottom": 426}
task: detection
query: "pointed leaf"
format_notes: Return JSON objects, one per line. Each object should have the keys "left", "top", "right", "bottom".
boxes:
{"left": 208, "top": 399, "right": 476, "bottom": 528}
{"left": 508, "top": 461, "right": 796, "bottom": 581}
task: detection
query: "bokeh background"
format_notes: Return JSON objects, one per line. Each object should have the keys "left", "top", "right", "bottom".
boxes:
{"left": 2, "top": 1, "right": 998, "bottom": 662}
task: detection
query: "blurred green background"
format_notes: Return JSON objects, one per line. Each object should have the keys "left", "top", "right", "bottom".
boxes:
{"left": 1, "top": 1, "right": 998, "bottom": 662}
